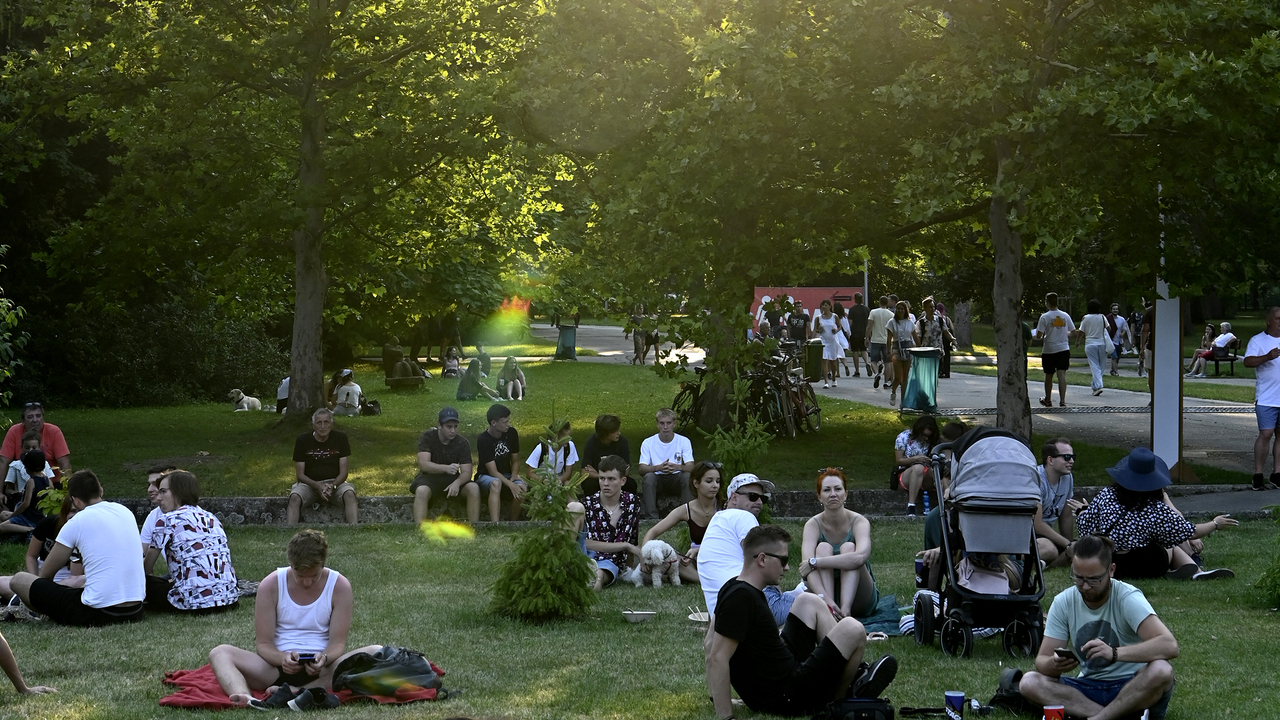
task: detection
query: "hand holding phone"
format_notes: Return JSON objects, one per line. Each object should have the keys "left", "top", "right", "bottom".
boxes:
{"left": 297, "top": 652, "right": 317, "bottom": 664}
{"left": 1053, "top": 647, "right": 1073, "bottom": 659}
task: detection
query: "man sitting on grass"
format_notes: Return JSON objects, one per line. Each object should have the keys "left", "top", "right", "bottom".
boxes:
{"left": 288, "top": 408, "right": 357, "bottom": 525}
{"left": 209, "top": 529, "right": 378, "bottom": 709}
{"left": 9, "top": 470, "right": 145, "bottom": 626}
{"left": 706, "top": 525, "right": 897, "bottom": 720}
{"left": 1035, "top": 437, "right": 1085, "bottom": 569}
{"left": 574, "top": 455, "right": 641, "bottom": 590}
{"left": 1020, "top": 534, "right": 1178, "bottom": 720}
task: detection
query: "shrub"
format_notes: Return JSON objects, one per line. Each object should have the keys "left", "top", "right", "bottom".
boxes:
{"left": 1256, "top": 505, "right": 1280, "bottom": 605}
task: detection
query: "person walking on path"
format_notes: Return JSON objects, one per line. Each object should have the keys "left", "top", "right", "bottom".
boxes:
{"left": 1245, "top": 306, "right": 1280, "bottom": 491}
{"left": 1034, "top": 293, "right": 1078, "bottom": 407}
{"left": 1078, "top": 299, "right": 1110, "bottom": 397}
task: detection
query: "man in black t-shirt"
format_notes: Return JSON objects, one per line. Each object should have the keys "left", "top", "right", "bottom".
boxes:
{"left": 580, "top": 414, "right": 638, "bottom": 497}
{"left": 785, "top": 301, "right": 810, "bottom": 341}
{"left": 847, "top": 293, "right": 871, "bottom": 377}
{"left": 288, "top": 408, "right": 357, "bottom": 525}
{"left": 706, "top": 525, "right": 897, "bottom": 719}
{"left": 411, "top": 406, "right": 477, "bottom": 524}
{"left": 476, "top": 404, "right": 523, "bottom": 522}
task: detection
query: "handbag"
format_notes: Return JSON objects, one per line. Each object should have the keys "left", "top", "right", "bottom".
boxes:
{"left": 1103, "top": 331, "right": 1114, "bottom": 356}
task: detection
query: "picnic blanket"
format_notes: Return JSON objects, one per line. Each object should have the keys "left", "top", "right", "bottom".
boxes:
{"left": 159, "top": 664, "right": 440, "bottom": 709}
{"left": 857, "top": 593, "right": 904, "bottom": 636}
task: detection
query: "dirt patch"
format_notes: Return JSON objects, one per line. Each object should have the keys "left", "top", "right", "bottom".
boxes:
{"left": 121, "top": 455, "right": 234, "bottom": 473}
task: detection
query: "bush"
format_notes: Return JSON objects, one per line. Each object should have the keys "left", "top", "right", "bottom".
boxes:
{"left": 1255, "top": 505, "right": 1280, "bottom": 605}
{"left": 490, "top": 418, "right": 596, "bottom": 622}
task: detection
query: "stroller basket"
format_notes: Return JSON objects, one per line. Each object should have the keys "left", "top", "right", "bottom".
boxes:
{"left": 955, "top": 504, "right": 1037, "bottom": 555}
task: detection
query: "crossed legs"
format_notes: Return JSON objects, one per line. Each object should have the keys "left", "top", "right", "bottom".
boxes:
{"left": 209, "top": 643, "right": 384, "bottom": 706}
{"left": 1020, "top": 659, "right": 1174, "bottom": 720}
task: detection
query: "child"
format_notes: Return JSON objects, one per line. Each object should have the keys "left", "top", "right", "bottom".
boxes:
{"left": 2, "top": 433, "right": 48, "bottom": 513}
{"left": 0, "top": 439, "right": 52, "bottom": 536}
{"left": 0, "top": 630, "right": 54, "bottom": 696}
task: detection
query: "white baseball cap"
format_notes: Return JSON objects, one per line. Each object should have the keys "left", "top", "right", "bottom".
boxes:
{"left": 727, "top": 473, "right": 775, "bottom": 498}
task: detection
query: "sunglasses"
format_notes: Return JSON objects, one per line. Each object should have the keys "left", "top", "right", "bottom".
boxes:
{"left": 736, "top": 490, "right": 771, "bottom": 504}
{"left": 758, "top": 551, "right": 790, "bottom": 566}
{"left": 24, "top": 402, "right": 42, "bottom": 409}
{"left": 1051, "top": 453, "right": 1076, "bottom": 462}
{"left": 701, "top": 461, "right": 723, "bottom": 469}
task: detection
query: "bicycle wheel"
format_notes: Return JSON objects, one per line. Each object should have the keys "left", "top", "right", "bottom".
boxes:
{"left": 672, "top": 384, "right": 698, "bottom": 433}
{"left": 772, "top": 383, "right": 797, "bottom": 439}
{"left": 799, "top": 382, "right": 821, "bottom": 433}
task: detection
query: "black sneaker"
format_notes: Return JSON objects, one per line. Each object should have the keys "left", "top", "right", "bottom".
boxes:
{"left": 287, "top": 687, "right": 340, "bottom": 711}
{"left": 1253, "top": 474, "right": 1267, "bottom": 491}
{"left": 849, "top": 654, "right": 898, "bottom": 699}
{"left": 906, "top": 503, "right": 917, "bottom": 517}
{"left": 1271, "top": 474, "right": 1280, "bottom": 489}
{"left": 873, "top": 373, "right": 881, "bottom": 389}
{"left": 247, "top": 684, "right": 299, "bottom": 710}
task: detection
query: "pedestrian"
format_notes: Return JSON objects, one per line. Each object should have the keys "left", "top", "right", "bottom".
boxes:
{"left": 1244, "top": 306, "right": 1280, "bottom": 491}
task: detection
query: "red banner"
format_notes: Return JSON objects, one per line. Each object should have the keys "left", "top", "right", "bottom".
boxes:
{"left": 752, "top": 287, "right": 866, "bottom": 330}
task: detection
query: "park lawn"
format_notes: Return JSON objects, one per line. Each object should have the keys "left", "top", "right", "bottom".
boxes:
{"left": 0, "top": 519, "right": 1275, "bottom": 719}
{"left": 6, "top": 362, "right": 1249, "bottom": 499}
{"left": 952, "top": 366, "right": 1256, "bottom": 405}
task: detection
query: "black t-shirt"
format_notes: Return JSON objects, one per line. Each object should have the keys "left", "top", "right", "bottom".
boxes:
{"left": 1142, "top": 306, "right": 1156, "bottom": 350}
{"left": 786, "top": 312, "right": 810, "bottom": 340}
{"left": 32, "top": 515, "right": 80, "bottom": 565}
{"left": 292, "top": 431, "right": 351, "bottom": 481}
{"left": 478, "top": 351, "right": 492, "bottom": 376}
{"left": 715, "top": 578, "right": 797, "bottom": 709}
{"left": 582, "top": 434, "right": 632, "bottom": 473}
{"left": 476, "top": 427, "right": 520, "bottom": 478}
{"left": 416, "top": 428, "right": 472, "bottom": 483}
{"left": 848, "top": 304, "right": 870, "bottom": 339}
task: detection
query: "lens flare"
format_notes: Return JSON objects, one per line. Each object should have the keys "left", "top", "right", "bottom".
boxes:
{"left": 419, "top": 519, "right": 476, "bottom": 545}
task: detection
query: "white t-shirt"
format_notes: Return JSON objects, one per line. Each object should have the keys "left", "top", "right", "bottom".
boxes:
{"left": 334, "top": 382, "right": 362, "bottom": 410}
{"left": 1247, "top": 331, "right": 1280, "bottom": 407}
{"left": 1079, "top": 314, "right": 1108, "bottom": 344}
{"left": 55, "top": 501, "right": 145, "bottom": 608}
{"left": 277, "top": 377, "right": 290, "bottom": 401}
{"left": 4, "top": 459, "right": 52, "bottom": 493}
{"left": 867, "top": 307, "right": 894, "bottom": 344}
{"left": 1035, "top": 310, "right": 1076, "bottom": 354}
{"left": 697, "top": 508, "right": 758, "bottom": 614}
{"left": 1044, "top": 580, "right": 1156, "bottom": 682}
{"left": 1212, "top": 332, "right": 1236, "bottom": 348}
{"left": 526, "top": 440, "right": 579, "bottom": 475}
{"left": 139, "top": 506, "right": 163, "bottom": 548}
{"left": 639, "top": 433, "right": 693, "bottom": 473}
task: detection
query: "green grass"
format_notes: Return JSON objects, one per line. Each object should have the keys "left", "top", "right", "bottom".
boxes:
{"left": 5, "top": 362, "right": 1249, "bottom": 500}
{"left": 953, "top": 365, "right": 1257, "bottom": 404}
{"left": 0, "top": 519, "right": 1275, "bottom": 718}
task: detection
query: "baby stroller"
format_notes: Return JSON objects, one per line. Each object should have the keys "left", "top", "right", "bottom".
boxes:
{"left": 914, "top": 426, "right": 1045, "bottom": 658}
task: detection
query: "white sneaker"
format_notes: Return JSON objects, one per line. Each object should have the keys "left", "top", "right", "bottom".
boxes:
{"left": 1184, "top": 372, "right": 1194, "bottom": 377}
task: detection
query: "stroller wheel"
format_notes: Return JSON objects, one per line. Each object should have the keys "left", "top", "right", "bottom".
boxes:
{"left": 913, "top": 593, "right": 935, "bottom": 646}
{"left": 940, "top": 617, "right": 973, "bottom": 658}
{"left": 1003, "top": 619, "right": 1040, "bottom": 659}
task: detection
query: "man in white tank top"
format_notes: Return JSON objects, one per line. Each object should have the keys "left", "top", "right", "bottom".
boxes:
{"left": 209, "top": 530, "right": 377, "bottom": 708}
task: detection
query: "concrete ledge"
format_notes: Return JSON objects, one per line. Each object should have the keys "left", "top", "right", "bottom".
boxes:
{"left": 115, "top": 484, "right": 1266, "bottom": 527}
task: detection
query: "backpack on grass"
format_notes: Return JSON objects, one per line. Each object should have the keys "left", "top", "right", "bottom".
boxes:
{"left": 331, "top": 645, "right": 444, "bottom": 698}
{"left": 816, "top": 697, "right": 895, "bottom": 720}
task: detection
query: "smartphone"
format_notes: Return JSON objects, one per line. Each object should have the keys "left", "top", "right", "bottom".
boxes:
{"left": 297, "top": 653, "right": 317, "bottom": 664}
{"left": 1053, "top": 647, "right": 1073, "bottom": 659}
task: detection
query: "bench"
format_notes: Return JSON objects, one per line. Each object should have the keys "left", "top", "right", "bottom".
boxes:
{"left": 1211, "top": 339, "right": 1240, "bottom": 376}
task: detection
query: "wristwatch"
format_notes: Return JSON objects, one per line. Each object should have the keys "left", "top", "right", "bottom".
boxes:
{"left": 809, "top": 557, "right": 818, "bottom": 568}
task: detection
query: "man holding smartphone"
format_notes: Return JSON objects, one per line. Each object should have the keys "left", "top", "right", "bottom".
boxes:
{"left": 1020, "top": 534, "right": 1178, "bottom": 720}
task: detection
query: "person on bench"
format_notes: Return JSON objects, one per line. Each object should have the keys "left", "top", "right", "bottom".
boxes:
{"left": 209, "top": 529, "right": 378, "bottom": 709}
{"left": 638, "top": 408, "right": 694, "bottom": 520}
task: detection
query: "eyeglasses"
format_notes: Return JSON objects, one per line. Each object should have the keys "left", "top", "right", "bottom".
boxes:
{"left": 736, "top": 491, "right": 771, "bottom": 504}
{"left": 1051, "top": 453, "right": 1075, "bottom": 462}
{"left": 758, "top": 551, "right": 790, "bottom": 566}
{"left": 1071, "top": 572, "right": 1108, "bottom": 587}
{"left": 702, "top": 461, "right": 723, "bottom": 469}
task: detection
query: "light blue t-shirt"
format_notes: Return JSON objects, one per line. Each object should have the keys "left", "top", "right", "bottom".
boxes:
{"left": 1037, "top": 465, "right": 1074, "bottom": 525}
{"left": 1044, "top": 579, "right": 1156, "bottom": 681}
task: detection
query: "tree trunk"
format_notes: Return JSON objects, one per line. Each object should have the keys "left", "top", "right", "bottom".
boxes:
{"left": 953, "top": 301, "right": 972, "bottom": 350}
{"left": 990, "top": 138, "right": 1031, "bottom": 439}
{"left": 287, "top": 21, "right": 329, "bottom": 417}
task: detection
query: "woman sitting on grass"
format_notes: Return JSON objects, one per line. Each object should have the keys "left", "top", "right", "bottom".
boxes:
{"left": 331, "top": 370, "right": 362, "bottom": 417}
{"left": 497, "top": 356, "right": 527, "bottom": 400}
{"left": 800, "top": 468, "right": 879, "bottom": 620}
{"left": 144, "top": 471, "right": 240, "bottom": 613}
{"left": 441, "top": 347, "right": 461, "bottom": 378}
{"left": 0, "top": 495, "right": 82, "bottom": 603}
{"left": 456, "top": 359, "right": 499, "bottom": 401}
{"left": 893, "top": 414, "right": 938, "bottom": 516}
{"left": 641, "top": 460, "right": 723, "bottom": 584}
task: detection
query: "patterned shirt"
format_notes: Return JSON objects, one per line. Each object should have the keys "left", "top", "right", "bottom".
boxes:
{"left": 1074, "top": 487, "right": 1194, "bottom": 553}
{"left": 582, "top": 490, "right": 640, "bottom": 568}
{"left": 917, "top": 313, "right": 947, "bottom": 350}
{"left": 895, "top": 429, "right": 931, "bottom": 466}
{"left": 153, "top": 505, "right": 239, "bottom": 610}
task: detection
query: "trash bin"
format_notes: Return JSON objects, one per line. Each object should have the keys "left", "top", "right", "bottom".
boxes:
{"left": 555, "top": 325, "right": 578, "bottom": 361}
{"left": 902, "top": 347, "right": 942, "bottom": 413}
{"left": 804, "top": 338, "right": 824, "bottom": 382}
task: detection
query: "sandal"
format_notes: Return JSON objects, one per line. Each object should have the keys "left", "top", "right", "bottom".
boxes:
{"left": 1039, "top": 397, "right": 1052, "bottom": 408}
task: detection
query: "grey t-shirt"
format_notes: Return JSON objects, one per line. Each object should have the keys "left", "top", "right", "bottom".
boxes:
{"left": 1045, "top": 580, "right": 1156, "bottom": 681}
{"left": 1037, "top": 465, "right": 1074, "bottom": 525}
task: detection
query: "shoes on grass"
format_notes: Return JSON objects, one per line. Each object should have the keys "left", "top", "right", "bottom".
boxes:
{"left": 1166, "top": 563, "right": 1197, "bottom": 580}
{"left": 287, "top": 687, "right": 341, "bottom": 711}
{"left": 1192, "top": 568, "right": 1234, "bottom": 581}
{"left": 248, "top": 684, "right": 299, "bottom": 710}
{"left": 849, "top": 655, "right": 898, "bottom": 699}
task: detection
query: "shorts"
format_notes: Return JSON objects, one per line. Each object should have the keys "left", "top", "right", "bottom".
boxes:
{"left": 850, "top": 335, "right": 866, "bottom": 352}
{"left": 747, "top": 615, "right": 850, "bottom": 716}
{"left": 764, "top": 585, "right": 801, "bottom": 627}
{"left": 893, "top": 465, "right": 933, "bottom": 489}
{"left": 868, "top": 342, "right": 887, "bottom": 363}
{"left": 5, "top": 514, "right": 38, "bottom": 529}
{"left": 1112, "top": 543, "right": 1169, "bottom": 580}
{"left": 290, "top": 481, "right": 356, "bottom": 506}
{"left": 1041, "top": 350, "right": 1072, "bottom": 375}
{"left": 1061, "top": 674, "right": 1173, "bottom": 720}
{"left": 410, "top": 473, "right": 469, "bottom": 497}
{"left": 276, "top": 667, "right": 321, "bottom": 688}
{"left": 29, "top": 578, "right": 144, "bottom": 627}
{"left": 477, "top": 473, "right": 527, "bottom": 498}
{"left": 1257, "top": 405, "right": 1280, "bottom": 431}
{"left": 144, "top": 575, "right": 239, "bottom": 614}
{"left": 594, "top": 558, "right": 619, "bottom": 587}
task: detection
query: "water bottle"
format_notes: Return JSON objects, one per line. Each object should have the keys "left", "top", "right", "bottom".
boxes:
{"left": 922, "top": 490, "right": 930, "bottom": 515}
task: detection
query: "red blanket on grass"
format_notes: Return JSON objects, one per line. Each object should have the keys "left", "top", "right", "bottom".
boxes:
{"left": 160, "top": 664, "right": 439, "bottom": 709}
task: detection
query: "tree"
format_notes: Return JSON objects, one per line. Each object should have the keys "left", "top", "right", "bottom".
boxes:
{"left": 10, "top": 0, "right": 548, "bottom": 412}
{"left": 0, "top": 245, "right": 27, "bottom": 408}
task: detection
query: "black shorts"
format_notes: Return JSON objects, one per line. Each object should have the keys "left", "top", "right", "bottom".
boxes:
{"left": 276, "top": 667, "right": 319, "bottom": 687}
{"left": 1113, "top": 543, "right": 1170, "bottom": 579}
{"left": 29, "top": 578, "right": 144, "bottom": 627}
{"left": 410, "top": 474, "right": 466, "bottom": 497}
{"left": 749, "top": 616, "right": 849, "bottom": 716}
{"left": 1042, "top": 350, "right": 1072, "bottom": 375}
{"left": 850, "top": 335, "right": 866, "bottom": 352}
{"left": 144, "top": 576, "right": 239, "bottom": 614}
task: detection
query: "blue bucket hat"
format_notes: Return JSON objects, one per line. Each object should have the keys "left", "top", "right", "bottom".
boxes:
{"left": 1106, "top": 447, "right": 1171, "bottom": 492}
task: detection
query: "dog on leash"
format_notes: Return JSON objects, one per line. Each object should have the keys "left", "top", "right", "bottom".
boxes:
{"left": 625, "top": 539, "right": 682, "bottom": 588}
{"left": 228, "top": 389, "right": 264, "bottom": 412}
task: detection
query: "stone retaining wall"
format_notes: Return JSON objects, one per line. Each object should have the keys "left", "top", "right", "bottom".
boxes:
{"left": 117, "top": 484, "right": 1259, "bottom": 527}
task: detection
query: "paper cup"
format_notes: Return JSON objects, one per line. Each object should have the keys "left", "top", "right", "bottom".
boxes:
{"left": 945, "top": 690, "right": 965, "bottom": 719}
{"left": 915, "top": 558, "right": 927, "bottom": 588}
{"left": 1043, "top": 705, "right": 1065, "bottom": 720}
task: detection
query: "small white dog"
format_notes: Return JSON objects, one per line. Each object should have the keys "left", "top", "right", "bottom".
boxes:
{"left": 228, "top": 389, "right": 264, "bottom": 412}
{"left": 630, "top": 539, "right": 681, "bottom": 588}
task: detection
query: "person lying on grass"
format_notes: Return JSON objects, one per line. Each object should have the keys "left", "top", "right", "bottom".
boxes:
{"left": 209, "top": 529, "right": 379, "bottom": 708}
{"left": 0, "top": 630, "right": 54, "bottom": 697}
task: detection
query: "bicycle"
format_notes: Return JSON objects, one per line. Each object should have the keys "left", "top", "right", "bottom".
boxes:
{"left": 672, "top": 366, "right": 707, "bottom": 433}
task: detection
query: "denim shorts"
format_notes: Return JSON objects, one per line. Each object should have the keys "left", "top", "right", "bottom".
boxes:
{"left": 1062, "top": 673, "right": 1173, "bottom": 720}
{"left": 594, "top": 558, "right": 619, "bottom": 587}
{"left": 868, "top": 342, "right": 887, "bottom": 363}
{"left": 1257, "top": 404, "right": 1280, "bottom": 431}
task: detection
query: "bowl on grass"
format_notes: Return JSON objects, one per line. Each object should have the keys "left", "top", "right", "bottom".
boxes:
{"left": 622, "top": 609, "right": 656, "bottom": 624}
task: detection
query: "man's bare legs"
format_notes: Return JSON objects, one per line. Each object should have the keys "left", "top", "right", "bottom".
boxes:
{"left": 1254, "top": 428, "right": 1278, "bottom": 475}
{"left": 1020, "top": 659, "right": 1174, "bottom": 720}
{"left": 1056, "top": 369, "right": 1068, "bottom": 405}
{"left": 340, "top": 489, "right": 358, "bottom": 525}
{"left": 211, "top": 644, "right": 384, "bottom": 706}
{"left": 414, "top": 483, "right": 480, "bottom": 524}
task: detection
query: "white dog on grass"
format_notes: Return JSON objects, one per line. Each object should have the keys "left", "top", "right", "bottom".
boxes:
{"left": 622, "top": 539, "right": 682, "bottom": 588}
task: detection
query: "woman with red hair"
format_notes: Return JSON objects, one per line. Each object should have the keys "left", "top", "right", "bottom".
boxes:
{"left": 799, "top": 468, "right": 880, "bottom": 619}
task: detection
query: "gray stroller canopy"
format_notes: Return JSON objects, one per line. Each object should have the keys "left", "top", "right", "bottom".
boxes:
{"left": 951, "top": 429, "right": 1040, "bottom": 506}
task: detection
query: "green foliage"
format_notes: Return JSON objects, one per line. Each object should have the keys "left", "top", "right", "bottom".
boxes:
{"left": 0, "top": 245, "right": 28, "bottom": 407}
{"left": 489, "top": 413, "right": 596, "bottom": 622}
{"left": 1255, "top": 505, "right": 1280, "bottom": 606}
{"left": 698, "top": 376, "right": 772, "bottom": 481}
{"left": 35, "top": 484, "right": 66, "bottom": 518}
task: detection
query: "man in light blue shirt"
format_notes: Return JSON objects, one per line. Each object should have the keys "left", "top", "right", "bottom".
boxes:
{"left": 1035, "top": 437, "right": 1085, "bottom": 568}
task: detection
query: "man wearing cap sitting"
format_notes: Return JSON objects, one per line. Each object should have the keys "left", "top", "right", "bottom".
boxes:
{"left": 411, "top": 407, "right": 477, "bottom": 524}
{"left": 705, "top": 524, "right": 898, "bottom": 720}
{"left": 698, "top": 473, "right": 799, "bottom": 624}
{"left": 1020, "top": 534, "right": 1178, "bottom": 720}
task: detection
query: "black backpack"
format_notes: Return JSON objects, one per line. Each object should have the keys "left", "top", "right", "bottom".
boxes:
{"left": 331, "top": 646, "right": 444, "bottom": 697}
{"left": 817, "top": 697, "right": 895, "bottom": 720}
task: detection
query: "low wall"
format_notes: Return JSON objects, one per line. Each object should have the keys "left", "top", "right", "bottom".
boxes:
{"left": 116, "top": 484, "right": 1260, "bottom": 527}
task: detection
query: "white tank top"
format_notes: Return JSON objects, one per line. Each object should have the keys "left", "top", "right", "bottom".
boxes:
{"left": 273, "top": 566, "right": 341, "bottom": 654}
